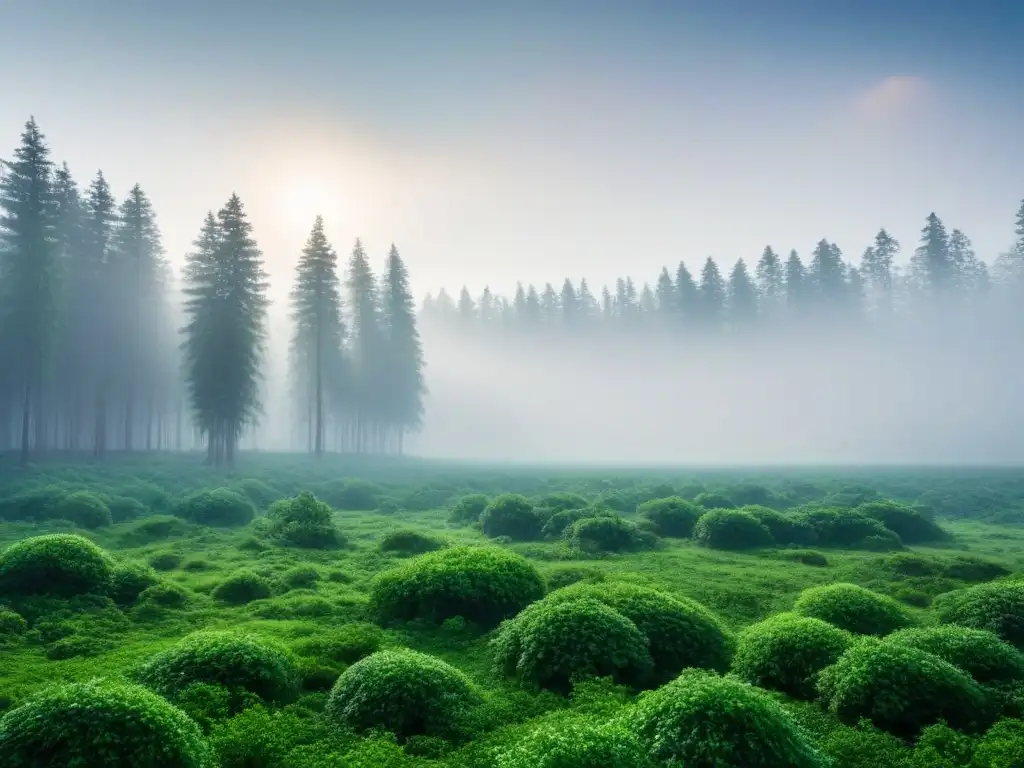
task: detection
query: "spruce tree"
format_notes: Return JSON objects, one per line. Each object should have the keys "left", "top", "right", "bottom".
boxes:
{"left": 948, "top": 229, "right": 986, "bottom": 297}
{"left": 784, "top": 249, "right": 806, "bottom": 315}
{"left": 560, "top": 278, "right": 578, "bottom": 327}
{"left": 727, "top": 258, "right": 758, "bottom": 327}
{"left": 0, "top": 118, "right": 57, "bottom": 464}
{"left": 457, "top": 286, "right": 476, "bottom": 325}
{"left": 381, "top": 244, "right": 425, "bottom": 453}
{"left": 524, "top": 284, "right": 541, "bottom": 325}
{"left": 512, "top": 283, "right": 527, "bottom": 324}
{"left": 860, "top": 229, "right": 899, "bottom": 315}
{"left": 755, "top": 246, "right": 784, "bottom": 319}
{"left": 808, "top": 239, "right": 846, "bottom": 307}
{"left": 698, "top": 257, "right": 726, "bottom": 329}
{"left": 577, "top": 278, "right": 598, "bottom": 325}
{"left": 655, "top": 267, "right": 675, "bottom": 319}
{"left": 346, "top": 238, "right": 383, "bottom": 452}
{"left": 911, "top": 212, "right": 952, "bottom": 298}
{"left": 675, "top": 261, "right": 699, "bottom": 328}
{"left": 540, "top": 283, "right": 560, "bottom": 325}
{"left": 289, "top": 215, "right": 345, "bottom": 456}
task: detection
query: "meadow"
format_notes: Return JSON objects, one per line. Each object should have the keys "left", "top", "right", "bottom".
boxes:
{"left": 2, "top": 454, "right": 1024, "bottom": 766}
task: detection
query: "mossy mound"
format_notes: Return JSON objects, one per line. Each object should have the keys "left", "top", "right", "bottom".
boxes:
{"left": 885, "top": 625, "right": 1024, "bottom": 684}
{"left": 693, "top": 508, "right": 774, "bottom": 550}
{"left": 175, "top": 488, "right": 256, "bottom": 527}
{"left": 934, "top": 581, "right": 1024, "bottom": 648}
{"left": 636, "top": 496, "right": 702, "bottom": 538}
{"left": 792, "top": 582, "right": 913, "bottom": 636}
{"left": 264, "top": 491, "right": 344, "bottom": 548}
{"left": 480, "top": 494, "right": 542, "bottom": 541}
{"left": 0, "top": 534, "right": 113, "bottom": 597}
{"left": 496, "top": 714, "right": 650, "bottom": 767}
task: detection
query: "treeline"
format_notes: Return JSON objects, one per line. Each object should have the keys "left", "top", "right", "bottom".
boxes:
{"left": 0, "top": 117, "right": 425, "bottom": 466}
{"left": 422, "top": 212, "right": 1024, "bottom": 338}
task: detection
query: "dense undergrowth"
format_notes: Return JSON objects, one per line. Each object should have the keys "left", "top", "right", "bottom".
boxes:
{"left": 2, "top": 454, "right": 1024, "bottom": 765}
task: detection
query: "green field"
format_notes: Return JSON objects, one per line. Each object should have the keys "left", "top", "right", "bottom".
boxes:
{"left": 2, "top": 454, "right": 1024, "bottom": 766}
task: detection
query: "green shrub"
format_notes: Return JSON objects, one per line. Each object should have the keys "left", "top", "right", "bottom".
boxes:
{"left": 280, "top": 564, "right": 322, "bottom": 590}
{"left": 149, "top": 551, "right": 182, "bottom": 570}
{"left": 492, "top": 597, "right": 653, "bottom": 693}
{"left": 480, "top": 494, "right": 542, "bottom": 541}
{"left": 944, "top": 555, "right": 1011, "bottom": 582}
{"left": 107, "top": 495, "right": 147, "bottom": 522}
{"left": 370, "top": 546, "right": 545, "bottom": 628}
{"left": 627, "top": 668, "right": 826, "bottom": 767}
{"left": 693, "top": 508, "right": 774, "bottom": 550}
{"left": 817, "top": 722, "right": 912, "bottom": 768}
{"left": 0, "top": 608, "right": 27, "bottom": 637}
{"left": 496, "top": 714, "right": 650, "bottom": 768}
{"left": 136, "top": 630, "right": 301, "bottom": 705}
{"left": 231, "top": 478, "right": 281, "bottom": 509}
{"left": 636, "top": 496, "right": 702, "bottom": 538}
{"left": 536, "top": 492, "right": 590, "bottom": 512}
{"left": 795, "top": 506, "right": 902, "bottom": 550}
{"left": 726, "top": 482, "right": 779, "bottom": 508}
{"left": 123, "top": 515, "right": 191, "bottom": 543}
{"left": 793, "top": 583, "right": 913, "bottom": 636}
{"left": 447, "top": 493, "right": 489, "bottom": 524}
{"left": 566, "top": 515, "right": 647, "bottom": 554}
{"left": 857, "top": 499, "right": 949, "bottom": 544}
{"left": 0, "top": 680, "right": 213, "bottom": 767}
{"left": 293, "top": 622, "right": 384, "bottom": 665}
{"left": 45, "top": 634, "right": 111, "bottom": 660}
{"left": 743, "top": 505, "right": 817, "bottom": 545}
{"left": 0, "top": 533, "right": 113, "bottom": 597}
{"left": 324, "top": 649, "right": 482, "bottom": 742}
{"left": 212, "top": 569, "right": 273, "bottom": 604}
{"left": 776, "top": 549, "right": 829, "bottom": 567}
{"left": 138, "top": 581, "right": 192, "bottom": 609}
{"left": 376, "top": 499, "right": 401, "bottom": 514}
{"left": 885, "top": 625, "right": 1024, "bottom": 684}
{"left": 378, "top": 529, "right": 443, "bottom": 556}
{"left": 732, "top": 613, "right": 854, "bottom": 699}
{"left": 541, "top": 508, "right": 609, "bottom": 540}
{"left": 52, "top": 491, "right": 113, "bottom": 529}
{"left": 118, "top": 481, "right": 171, "bottom": 510}
{"left": 108, "top": 560, "right": 160, "bottom": 605}
{"left": 817, "top": 639, "right": 993, "bottom": 737}
{"left": 0, "top": 485, "right": 67, "bottom": 521}
{"left": 971, "top": 718, "right": 1024, "bottom": 768}
{"left": 208, "top": 704, "right": 329, "bottom": 768}
{"left": 693, "top": 491, "right": 736, "bottom": 509}
{"left": 265, "top": 492, "right": 344, "bottom": 549}
{"left": 544, "top": 566, "right": 606, "bottom": 591}
{"left": 545, "top": 581, "right": 734, "bottom": 681}
{"left": 934, "top": 581, "right": 1024, "bottom": 648}
{"left": 176, "top": 488, "right": 256, "bottom": 527}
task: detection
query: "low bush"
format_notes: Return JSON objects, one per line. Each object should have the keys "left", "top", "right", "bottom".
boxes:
{"left": 135, "top": 630, "right": 301, "bottom": 705}
{"left": 0, "top": 533, "right": 113, "bottom": 597}
{"left": 544, "top": 566, "right": 606, "bottom": 591}
{"left": 53, "top": 491, "right": 113, "bottom": 529}
{"left": 375, "top": 499, "right": 400, "bottom": 514}
{"left": 292, "top": 622, "right": 384, "bottom": 665}
{"left": 108, "top": 560, "right": 161, "bottom": 605}
{"left": 325, "top": 649, "right": 482, "bottom": 742}
{"left": 817, "top": 639, "right": 993, "bottom": 737}
{"left": 149, "top": 551, "right": 182, "bottom": 571}
{"left": 971, "top": 718, "right": 1024, "bottom": 768}
{"left": 792, "top": 583, "right": 913, "bottom": 636}
{"left": 636, "top": 496, "right": 702, "bottom": 538}
{"left": 885, "top": 625, "right": 1024, "bottom": 684}
{"left": 794, "top": 506, "right": 902, "bottom": 550}
{"left": 537, "top": 492, "right": 590, "bottom": 513}
{"left": 693, "top": 491, "right": 736, "bottom": 509}
{"left": 743, "top": 505, "right": 817, "bottom": 545}
{"left": 231, "top": 478, "right": 281, "bottom": 509}
{"left": 370, "top": 546, "right": 545, "bottom": 628}
{"left": 0, "top": 485, "right": 68, "bottom": 521}
{"left": 496, "top": 714, "right": 650, "bottom": 768}
{"left": 693, "top": 508, "right": 774, "bottom": 550}
{"left": 176, "top": 488, "right": 256, "bottom": 527}
{"left": 137, "top": 581, "right": 193, "bottom": 609}
{"left": 447, "top": 493, "right": 489, "bottom": 525}
{"left": 492, "top": 597, "right": 653, "bottom": 693}
{"left": 934, "top": 581, "right": 1024, "bottom": 648}
{"left": 280, "top": 564, "right": 322, "bottom": 590}
{"left": 775, "top": 549, "right": 829, "bottom": 567}
{"left": 378, "top": 529, "right": 443, "bottom": 556}
{"left": 0, "top": 680, "right": 213, "bottom": 767}
{"left": 122, "top": 515, "right": 191, "bottom": 543}
{"left": 566, "top": 515, "right": 648, "bottom": 554}
{"left": 212, "top": 570, "right": 273, "bottom": 605}
{"left": 732, "top": 613, "right": 854, "bottom": 699}
{"left": 541, "top": 507, "right": 607, "bottom": 540}
{"left": 857, "top": 500, "right": 949, "bottom": 544}
{"left": 628, "top": 668, "right": 827, "bottom": 767}
{"left": 264, "top": 492, "right": 344, "bottom": 549}
{"left": 480, "top": 494, "right": 542, "bottom": 541}
{"left": 0, "top": 608, "right": 27, "bottom": 637}
{"left": 544, "top": 581, "right": 734, "bottom": 682}
{"left": 107, "top": 495, "right": 147, "bottom": 522}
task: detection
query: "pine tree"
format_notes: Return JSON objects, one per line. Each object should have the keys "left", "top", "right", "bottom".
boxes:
{"left": 860, "top": 228, "right": 899, "bottom": 315}
{"left": 727, "top": 258, "right": 758, "bottom": 327}
{"left": 948, "top": 229, "right": 986, "bottom": 298}
{"left": 512, "top": 282, "right": 527, "bottom": 323}
{"left": 478, "top": 286, "right": 496, "bottom": 326}
{"left": 655, "top": 267, "right": 675, "bottom": 319}
{"left": 346, "top": 238, "right": 383, "bottom": 453}
{"left": 784, "top": 250, "right": 806, "bottom": 315}
{"left": 457, "top": 286, "right": 476, "bottom": 325}
{"left": 577, "top": 278, "right": 598, "bottom": 324}
{"left": 639, "top": 282, "right": 656, "bottom": 316}
{"left": 0, "top": 118, "right": 57, "bottom": 464}
{"left": 698, "top": 257, "right": 726, "bottom": 329}
{"left": 808, "top": 239, "right": 847, "bottom": 307}
{"left": 540, "top": 283, "right": 560, "bottom": 324}
{"left": 524, "top": 284, "right": 541, "bottom": 325}
{"left": 755, "top": 246, "right": 784, "bottom": 319}
{"left": 911, "top": 212, "right": 952, "bottom": 298}
{"left": 381, "top": 244, "right": 425, "bottom": 453}
{"left": 675, "top": 261, "right": 698, "bottom": 328}
{"left": 433, "top": 288, "right": 455, "bottom": 318}
{"left": 289, "top": 215, "right": 344, "bottom": 456}
{"left": 560, "top": 278, "right": 578, "bottom": 327}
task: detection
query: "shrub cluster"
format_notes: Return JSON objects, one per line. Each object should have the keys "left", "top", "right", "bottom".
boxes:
{"left": 370, "top": 546, "right": 545, "bottom": 628}
{"left": 325, "top": 649, "right": 482, "bottom": 742}
{"left": 794, "top": 506, "right": 902, "bottom": 550}
{"left": 933, "top": 581, "right": 1024, "bottom": 648}
{"left": 108, "top": 560, "right": 161, "bottom": 605}
{"left": 541, "top": 507, "right": 608, "bottom": 540}
{"left": 176, "top": 488, "right": 256, "bottom": 527}
{"left": 212, "top": 569, "right": 273, "bottom": 605}
{"left": 885, "top": 625, "right": 1024, "bottom": 684}
{"left": 378, "top": 528, "right": 443, "bottom": 556}
{"left": 0, "top": 607, "right": 28, "bottom": 637}
{"left": 480, "top": 494, "right": 542, "bottom": 541}
{"left": 492, "top": 597, "right": 654, "bottom": 693}
{"left": 447, "top": 493, "right": 489, "bottom": 525}
{"left": 293, "top": 622, "right": 384, "bottom": 665}
{"left": 628, "top": 669, "right": 827, "bottom": 767}
{"left": 135, "top": 630, "right": 301, "bottom": 705}
{"left": 693, "top": 491, "right": 736, "bottom": 509}
{"left": 693, "top": 508, "right": 774, "bottom": 550}
{"left": 565, "top": 515, "right": 649, "bottom": 554}
{"left": 0, "top": 680, "right": 213, "bottom": 767}
{"left": 496, "top": 715, "right": 650, "bottom": 768}
{"left": 53, "top": 491, "right": 113, "bottom": 529}
{"left": 636, "top": 496, "right": 702, "bottom": 538}
{"left": 792, "top": 583, "right": 913, "bottom": 636}
{"left": 731, "top": 613, "right": 853, "bottom": 699}
{"left": 0, "top": 533, "right": 113, "bottom": 597}
{"left": 264, "top": 491, "right": 344, "bottom": 548}
{"left": 743, "top": 505, "right": 817, "bottom": 546}
{"left": 856, "top": 499, "right": 949, "bottom": 544}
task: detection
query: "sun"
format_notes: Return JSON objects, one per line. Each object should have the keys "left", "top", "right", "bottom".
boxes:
{"left": 282, "top": 178, "right": 333, "bottom": 228}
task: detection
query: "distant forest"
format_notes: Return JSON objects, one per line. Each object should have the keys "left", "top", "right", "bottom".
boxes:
{"left": 0, "top": 118, "right": 425, "bottom": 466}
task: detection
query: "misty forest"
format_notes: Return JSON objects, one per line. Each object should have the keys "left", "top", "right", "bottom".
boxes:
{"left": 3, "top": 108, "right": 1024, "bottom": 768}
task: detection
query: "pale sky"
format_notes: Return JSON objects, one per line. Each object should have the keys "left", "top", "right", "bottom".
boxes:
{"left": 2, "top": 0, "right": 1021, "bottom": 308}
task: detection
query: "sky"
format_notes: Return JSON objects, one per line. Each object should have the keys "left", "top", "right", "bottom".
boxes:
{"left": 1, "top": 0, "right": 1022, "bottom": 308}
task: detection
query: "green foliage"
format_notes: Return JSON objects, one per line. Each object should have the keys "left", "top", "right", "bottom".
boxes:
{"left": 208, "top": 704, "right": 332, "bottom": 768}
{"left": 693, "top": 491, "right": 736, "bottom": 509}
{"left": 495, "top": 714, "right": 650, "bottom": 768}
{"left": 817, "top": 639, "right": 994, "bottom": 737}
{"left": 480, "top": 494, "right": 542, "bottom": 541}
{"left": 293, "top": 622, "right": 384, "bottom": 665}
{"left": 544, "top": 566, "right": 605, "bottom": 591}
{"left": 794, "top": 506, "right": 903, "bottom": 550}
{"left": 265, "top": 492, "right": 344, "bottom": 548}
{"left": 107, "top": 495, "right": 147, "bottom": 522}
{"left": 934, "top": 581, "right": 1024, "bottom": 647}
{"left": 135, "top": 630, "right": 301, "bottom": 705}
{"left": 378, "top": 529, "right": 443, "bottom": 556}
{"left": 370, "top": 546, "right": 545, "bottom": 628}
{"left": 545, "top": 581, "right": 735, "bottom": 681}
{"left": 53, "top": 491, "right": 113, "bottom": 528}
{"left": 232, "top": 478, "right": 281, "bottom": 509}
{"left": 492, "top": 597, "right": 653, "bottom": 693}
{"left": 149, "top": 551, "right": 182, "bottom": 570}
{"left": 885, "top": 625, "right": 1024, "bottom": 684}
{"left": 857, "top": 500, "right": 949, "bottom": 544}
{"left": 565, "top": 515, "right": 648, "bottom": 554}
{"left": 541, "top": 507, "right": 608, "bottom": 540}
{"left": 971, "top": 718, "right": 1024, "bottom": 768}
{"left": 123, "top": 515, "right": 191, "bottom": 543}
{"left": 816, "top": 722, "right": 913, "bottom": 768}
{"left": 176, "top": 488, "right": 256, "bottom": 527}
{"left": 731, "top": 612, "right": 853, "bottom": 699}
{"left": 107, "top": 560, "right": 160, "bottom": 605}
{"left": 0, "top": 487, "right": 68, "bottom": 522}
{"left": 627, "top": 668, "right": 826, "bottom": 767}
{"left": 537, "top": 492, "right": 590, "bottom": 513}
{"left": 0, "top": 533, "right": 113, "bottom": 597}
{"left": 137, "top": 581, "right": 192, "bottom": 609}
{"left": 280, "top": 564, "right": 322, "bottom": 590}
{"left": 212, "top": 569, "right": 273, "bottom": 604}
{"left": 693, "top": 508, "right": 774, "bottom": 550}
{"left": 0, "top": 608, "right": 27, "bottom": 637}
{"left": 743, "top": 505, "right": 817, "bottom": 545}
{"left": 0, "top": 679, "right": 213, "bottom": 767}
{"left": 324, "top": 649, "right": 482, "bottom": 742}
{"left": 792, "top": 582, "right": 913, "bottom": 635}
{"left": 636, "top": 496, "right": 702, "bottom": 537}
{"left": 448, "top": 493, "right": 489, "bottom": 524}
{"left": 330, "top": 479, "right": 382, "bottom": 510}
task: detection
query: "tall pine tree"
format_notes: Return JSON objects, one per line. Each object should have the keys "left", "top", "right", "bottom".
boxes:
{"left": 381, "top": 244, "right": 425, "bottom": 453}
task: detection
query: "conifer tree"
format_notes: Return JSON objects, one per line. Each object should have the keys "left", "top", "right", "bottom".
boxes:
{"left": 512, "top": 283, "right": 527, "bottom": 323}
{"left": 434, "top": 288, "right": 455, "bottom": 318}
{"left": 457, "top": 286, "right": 476, "bottom": 324}
{"left": 0, "top": 118, "right": 57, "bottom": 464}
{"left": 755, "top": 246, "right": 784, "bottom": 319}
{"left": 655, "top": 267, "right": 675, "bottom": 319}
{"left": 860, "top": 228, "right": 899, "bottom": 315}
{"left": 784, "top": 249, "right": 806, "bottom": 314}
{"left": 808, "top": 239, "right": 846, "bottom": 306}
{"left": 577, "top": 278, "right": 598, "bottom": 323}
{"left": 381, "top": 244, "right": 425, "bottom": 453}
{"left": 524, "top": 284, "right": 541, "bottom": 325}
{"left": 540, "top": 283, "right": 560, "bottom": 324}
{"left": 675, "top": 261, "right": 699, "bottom": 328}
{"left": 346, "top": 238, "right": 383, "bottom": 452}
{"left": 698, "top": 257, "right": 726, "bottom": 329}
{"left": 727, "top": 258, "right": 758, "bottom": 327}
{"left": 947, "top": 229, "right": 986, "bottom": 297}
{"left": 289, "top": 215, "right": 344, "bottom": 456}
{"left": 911, "top": 212, "right": 952, "bottom": 298}
{"left": 560, "top": 278, "right": 578, "bottom": 327}
{"left": 478, "top": 286, "right": 496, "bottom": 325}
